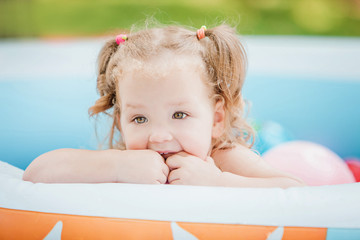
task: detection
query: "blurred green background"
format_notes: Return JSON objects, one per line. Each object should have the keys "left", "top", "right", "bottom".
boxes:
{"left": 0, "top": 0, "right": 359, "bottom": 38}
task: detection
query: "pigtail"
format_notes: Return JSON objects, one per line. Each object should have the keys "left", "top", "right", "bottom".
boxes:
{"left": 205, "top": 25, "right": 247, "bottom": 104}
{"left": 204, "top": 25, "right": 254, "bottom": 149}
{"left": 88, "top": 39, "right": 119, "bottom": 117}
{"left": 88, "top": 39, "right": 124, "bottom": 149}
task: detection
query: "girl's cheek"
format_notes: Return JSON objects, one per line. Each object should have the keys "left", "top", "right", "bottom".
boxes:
{"left": 126, "top": 141, "right": 143, "bottom": 150}
{"left": 124, "top": 137, "right": 139, "bottom": 150}
{"left": 125, "top": 132, "right": 148, "bottom": 150}
{"left": 180, "top": 133, "right": 211, "bottom": 160}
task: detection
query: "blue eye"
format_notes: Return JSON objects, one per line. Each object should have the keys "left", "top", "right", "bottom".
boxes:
{"left": 173, "top": 112, "right": 188, "bottom": 119}
{"left": 133, "top": 116, "right": 148, "bottom": 124}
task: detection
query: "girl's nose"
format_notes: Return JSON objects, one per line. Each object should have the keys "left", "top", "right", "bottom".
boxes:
{"left": 149, "top": 129, "right": 173, "bottom": 143}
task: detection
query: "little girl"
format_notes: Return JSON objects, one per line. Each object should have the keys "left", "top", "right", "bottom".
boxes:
{"left": 23, "top": 24, "right": 305, "bottom": 188}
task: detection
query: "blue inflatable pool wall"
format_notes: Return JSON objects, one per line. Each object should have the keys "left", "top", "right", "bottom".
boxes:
{"left": 1, "top": 37, "right": 359, "bottom": 170}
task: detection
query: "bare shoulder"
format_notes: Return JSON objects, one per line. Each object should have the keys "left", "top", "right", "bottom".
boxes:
{"left": 211, "top": 144, "right": 260, "bottom": 165}
{"left": 211, "top": 144, "right": 259, "bottom": 174}
{"left": 211, "top": 144, "right": 289, "bottom": 178}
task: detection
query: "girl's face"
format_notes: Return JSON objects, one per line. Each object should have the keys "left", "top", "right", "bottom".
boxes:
{"left": 118, "top": 55, "right": 223, "bottom": 160}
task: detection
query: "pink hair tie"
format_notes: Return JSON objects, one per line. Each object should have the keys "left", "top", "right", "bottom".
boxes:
{"left": 197, "top": 25, "right": 207, "bottom": 40}
{"left": 116, "top": 34, "right": 128, "bottom": 45}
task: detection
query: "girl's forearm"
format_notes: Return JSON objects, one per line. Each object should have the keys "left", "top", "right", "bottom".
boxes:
{"left": 22, "top": 149, "right": 119, "bottom": 183}
{"left": 219, "top": 172, "right": 306, "bottom": 188}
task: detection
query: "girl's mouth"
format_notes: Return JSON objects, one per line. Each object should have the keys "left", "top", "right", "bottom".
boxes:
{"left": 159, "top": 152, "right": 177, "bottom": 160}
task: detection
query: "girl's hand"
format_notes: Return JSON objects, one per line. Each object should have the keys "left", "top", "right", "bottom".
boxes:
{"left": 113, "top": 149, "right": 169, "bottom": 184}
{"left": 166, "top": 152, "right": 222, "bottom": 186}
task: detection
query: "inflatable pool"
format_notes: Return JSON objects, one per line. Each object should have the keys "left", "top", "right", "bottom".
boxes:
{"left": 1, "top": 161, "right": 360, "bottom": 239}
{"left": 1, "top": 37, "right": 360, "bottom": 239}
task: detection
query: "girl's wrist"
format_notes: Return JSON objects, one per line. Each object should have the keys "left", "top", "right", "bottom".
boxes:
{"left": 102, "top": 149, "right": 124, "bottom": 183}
{"left": 218, "top": 171, "right": 246, "bottom": 187}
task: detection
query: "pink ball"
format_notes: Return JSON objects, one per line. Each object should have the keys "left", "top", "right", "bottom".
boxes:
{"left": 263, "top": 141, "right": 356, "bottom": 186}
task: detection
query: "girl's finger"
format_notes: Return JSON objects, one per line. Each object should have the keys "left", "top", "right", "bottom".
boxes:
{"left": 166, "top": 156, "right": 182, "bottom": 170}
{"left": 162, "top": 163, "right": 170, "bottom": 177}
{"left": 169, "top": 179, "right": 181, "bottom": 185}
{"left": 167, "top": 169, "right": 181, "bottom": 184}
{"left": 158, "top": 173, "right": 167, "bottom": 184}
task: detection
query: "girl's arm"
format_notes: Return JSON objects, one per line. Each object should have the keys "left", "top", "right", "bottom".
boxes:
{"left": 23, "top": 149, "right": 169, "bottom": 184}
{"left": 212, "top": 144, "right": 306, "bottom": 188}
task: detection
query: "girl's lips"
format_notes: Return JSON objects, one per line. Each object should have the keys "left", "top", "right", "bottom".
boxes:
{"left": 158, "top": 151, "right": 178, "bottom": 160}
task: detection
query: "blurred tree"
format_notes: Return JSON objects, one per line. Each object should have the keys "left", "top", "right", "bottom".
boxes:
{"left": 0, "top": 0, "right": 359, "bottom": 38}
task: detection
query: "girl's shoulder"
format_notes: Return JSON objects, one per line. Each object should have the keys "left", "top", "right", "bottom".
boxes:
{"left": 212, "top": 144, "right": 259, "bottom": 162}
{"left": 211, "top": 144, "right": 262, "bottom": 176}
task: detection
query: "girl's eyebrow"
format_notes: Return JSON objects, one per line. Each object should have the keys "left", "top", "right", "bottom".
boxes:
{"left": 124, "top": 103, "right": 145, "bottom": 109}
{"left": 124, "top": 101, "right": 192, "bottom": 109}
{"left": 168, "top": 101, "right": 192, "bottom": 107}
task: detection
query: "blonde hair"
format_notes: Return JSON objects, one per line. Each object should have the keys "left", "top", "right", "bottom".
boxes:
{"left": 89, "top": 24, "right": 254, "bottom": 152}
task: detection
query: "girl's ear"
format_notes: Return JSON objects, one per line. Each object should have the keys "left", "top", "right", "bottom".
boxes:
{"left": 212, "top": 100, "right": 225, "bottom": 139}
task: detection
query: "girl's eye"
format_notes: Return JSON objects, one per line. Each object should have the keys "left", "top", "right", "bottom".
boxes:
{"left": 133, "top": 116, "right": 148, "bottom": 124}
{"left": 173, "top": 112, "right": 188, "bottom": 119}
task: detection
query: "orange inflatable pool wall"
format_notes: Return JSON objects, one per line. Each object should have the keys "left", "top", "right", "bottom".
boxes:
{"left": 0, "top": 207, "right": 327, "bottom": 240}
